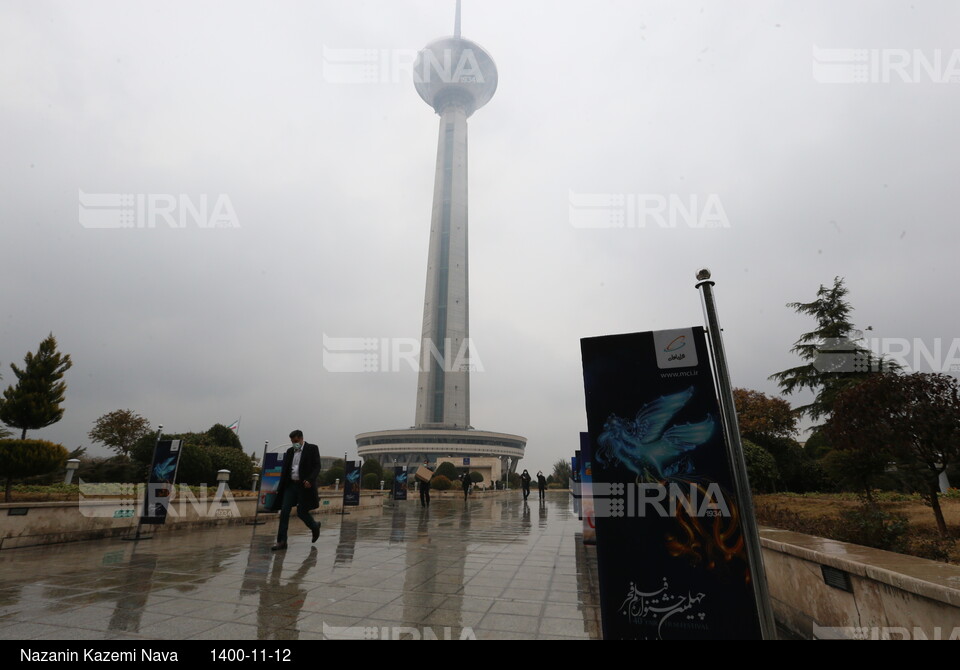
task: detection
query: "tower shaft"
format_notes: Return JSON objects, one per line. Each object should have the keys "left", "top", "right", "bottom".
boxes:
{"left": 415, "top": 103, "right": 470, "bottom": 429}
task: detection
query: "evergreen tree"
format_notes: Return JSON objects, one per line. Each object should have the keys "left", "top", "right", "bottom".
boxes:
{"left": 769, "top": 277, "right": 894, "bottom": 423}
{"left": 0, "top": 334, "right": 73, "bottom": 439}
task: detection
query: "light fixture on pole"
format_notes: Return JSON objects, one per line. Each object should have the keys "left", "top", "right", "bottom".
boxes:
{"left": 64, "top": 459, "right": 80, "bottom": 485}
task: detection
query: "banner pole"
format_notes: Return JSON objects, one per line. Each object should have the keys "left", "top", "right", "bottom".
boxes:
{"left": 247, "top": 440, "right": 268, "bottom": 526}
{"left": 695, "top": 269, "right": 777, "bottom": 639}
{"left": 125, "top": 424, "right": 162, "bottom": 542}
{"left": 340, "top": 452, "right": 348, "bottom": 517}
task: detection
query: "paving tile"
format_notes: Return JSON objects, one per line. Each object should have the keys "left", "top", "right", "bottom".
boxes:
{"left": 0, "top": 495, "right": 601, "bottom": 640}
{"left": 489, "top": 600, "right": 544, "bottom": 617}
{"left": 537, "top": 616, "right": 599, "bottom": 637}
{"left": 477, "top": 612, "right": 540, "bottom": 635}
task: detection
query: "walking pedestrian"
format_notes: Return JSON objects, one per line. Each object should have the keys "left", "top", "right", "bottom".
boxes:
{"left": 268, "top": 430, "right": 321, "bottom": 551}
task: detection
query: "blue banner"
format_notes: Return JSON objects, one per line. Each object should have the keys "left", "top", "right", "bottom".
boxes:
{"left": 343, "top": 460, "right": 361, "bottom": 507}
{"left": 581, "top": 327, "right": 762, "bottom": 640}
{"left": 572, "top": 451, "right": 581, "bottom": 518}
{"left": 257, "top": 447, "right": 285, "bottom": 513}
{"left": 393, "top": 466, "right": 408, "bottom": 501}
{"left": 140, "top": 439, "right": 182, "bottom": 525}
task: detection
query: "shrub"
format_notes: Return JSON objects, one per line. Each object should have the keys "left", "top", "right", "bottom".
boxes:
{"left": 206, "top": 424, "right": 243, "bottom": 450}
{"left": 434, "top": 462, "right": 458, "bottom": 480}
{"left": 362, "top": 473, "right": 381, "bottom": 490}
{"left": 0, "top": 439, "right": 69, "bottom": 501}
{"left": 430, "top": 475, "right": 452, "bottom": 491}
{"left": 837, "top": 502, "right": 909, "bottom": 553}
{"left": 907, "top": 535, "right": 956, "bottom": 563}
{"left": 75, "top": 456, "right": 145, "bottom": 483}
{"left": 323, "top": 467, "right": 345, "bottom": 487}
{"left": 207, "top": 446, "right": 254, "bottom": 489}
{"left": 547, "top": 482, "right": 564, "bottom": 489}
{"left": 469, "top": 471, "right": 483, "bottom": 484}
{"left": 361, "top": 459, "right": 383, "bottom": 480}
{"left": 743, "top": 439, "right": 779, "bottom": 493}
{"left": 177, "top": 444, "right": 214, "bottom": 486}
{"left": 821, "top": 448, "right": 891, "bottom": 500}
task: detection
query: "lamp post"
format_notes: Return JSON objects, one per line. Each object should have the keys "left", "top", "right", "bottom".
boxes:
{"left": 64, "top": 459, "right": 80, "bottom": 485}
{"left": 216, "top": 469, "right": 230, "bottom": 500}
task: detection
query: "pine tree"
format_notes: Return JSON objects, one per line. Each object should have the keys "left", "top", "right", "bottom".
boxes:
{"left": 0, "top": 334, "right": 73, "bottom": 439}
{"left": 769, "top": 277, "right": 895, "bottom": 423}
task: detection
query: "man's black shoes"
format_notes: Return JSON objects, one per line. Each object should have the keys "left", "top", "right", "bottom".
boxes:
{"left": 271, "top": 542, "right": 287, "bottom": 551}
{"left": 312, "top": 524, "right": 321, "bottom": 543}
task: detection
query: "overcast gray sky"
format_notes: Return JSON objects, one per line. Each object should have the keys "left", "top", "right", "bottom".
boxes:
{"left": 2, "top": 0, "right": 959, "bottom": 473}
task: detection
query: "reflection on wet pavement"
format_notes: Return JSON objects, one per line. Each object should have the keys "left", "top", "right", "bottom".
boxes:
{"left": 0, "top": 493, "right": 600, "bottom": 640}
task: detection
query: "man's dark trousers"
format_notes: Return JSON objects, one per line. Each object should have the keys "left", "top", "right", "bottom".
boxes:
{"left": 277, "top": 483, "right": 319, "bottom": 544}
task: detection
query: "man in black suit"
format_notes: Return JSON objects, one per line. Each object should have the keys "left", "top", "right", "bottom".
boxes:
{"left": 268, "top": 430, "right": 321, "bottom": 551}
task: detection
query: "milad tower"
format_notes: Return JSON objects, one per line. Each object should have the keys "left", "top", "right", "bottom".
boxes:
{"left": 356, "top": 2, "right": 526, "bottom": 486}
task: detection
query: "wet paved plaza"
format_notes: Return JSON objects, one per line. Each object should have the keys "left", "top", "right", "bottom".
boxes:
{"left": 0, "top": 493, "right": 600, "bottom": 640}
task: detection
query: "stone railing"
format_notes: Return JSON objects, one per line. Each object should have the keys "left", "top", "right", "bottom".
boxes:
{"left": 0, "top": 491, "right": 383, "bottom": 550}
{"left": 760, "top": 527, "right": 960, "bottom": 640}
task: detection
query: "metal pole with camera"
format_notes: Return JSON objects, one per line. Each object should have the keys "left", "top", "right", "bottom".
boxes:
{"left": 694, "top": 269, "right": 777, "bottom": 639}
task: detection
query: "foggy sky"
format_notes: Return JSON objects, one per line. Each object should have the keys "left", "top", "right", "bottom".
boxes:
{"left": 2, "top": 0, "right": 959, "bottom": 473}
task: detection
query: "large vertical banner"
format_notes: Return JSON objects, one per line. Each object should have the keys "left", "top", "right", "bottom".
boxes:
{"left": 572, "top": 451, "right": 581, "bottom": 519}
{"left": 393, "top": 466, "right": 408, "bottom": 501}
{"left": 257, "top": 445, "right": 287, "bottom": 513}
{"left": 343, "top": 461, "right": 361, "bottom": 507}
{"left": 579, "top": 433, "right": 596, "bottom": 545}
{"left": 581, "top": 328, "right": 762, "bottom": 640}
{"left": 140, "top": 439, "right": 183, "bottom": 525}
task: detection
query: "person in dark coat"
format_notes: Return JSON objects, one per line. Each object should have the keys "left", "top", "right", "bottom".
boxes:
{"left": 419, "top": 460, "right": 433, "bottom": 508}
{"left": 520, "top": 469, "right": 532, "bottom": 501}
{"left": 268, "top": 430, "right": 321, "bottom": 550}
{"left": 537, "top": 471, "right": 547, "bottom": 501}
{"left": 462, "top": 472, "right": 471, "bottom": 500}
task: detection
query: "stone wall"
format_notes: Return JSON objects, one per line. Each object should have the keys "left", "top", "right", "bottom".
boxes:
{"left": 0, "top": 491, "right": 384, "bottom": 550}
{"left": 761, "top": 527, "right": 960, "bottom": 639}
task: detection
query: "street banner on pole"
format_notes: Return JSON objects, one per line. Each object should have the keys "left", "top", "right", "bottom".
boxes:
{"left": 140, "top": 439, "right": 183, "bottom": 525}
{"left": 393, "top": 466, "right": 408, "bottom": 501}
{"left": 257, "top": 444, "right": 287, "bottom": 513}
{"left": 343, "top": 461, "right": 361, "bottom": 507}
{"left": 581, "top": 327, "right": 762, "bottom": 639}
